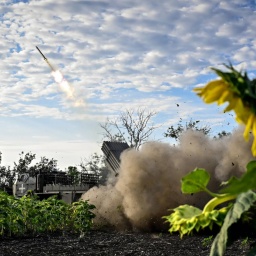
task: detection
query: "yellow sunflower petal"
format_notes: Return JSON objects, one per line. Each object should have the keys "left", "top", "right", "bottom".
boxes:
{"left": 224, "top": 97, "right": 240, "bottom": 113}
{"left": 251, "top": 119, "right": 256, "bottom": 156}
{"left": 193, "top": 87, "right": 203, "bottom": 92}
{"left": 224, "top": 100, "right": 236, "bottom": 113}
{"left": 243, "top": 113, "right": 255, "bottom": 141}
{"left": 252, "top": 116, "right": 256, "bottom": 138}
{"left": 193, "top": 80, "right": 227, "bottom": 96}
{"left": 203, "top": 86, "right": 228, "bottom": 103}
{"left": 251, "top": 139, "right": 256, "bottom": 156}
{"left": 234, "top": 101, "right": 250, "bottom": 124}
{"left": 217, "top": 90, "right": 231, "bottom": 105}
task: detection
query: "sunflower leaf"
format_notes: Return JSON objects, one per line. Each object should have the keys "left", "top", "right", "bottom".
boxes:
{"left": 181, "top": 168, "right": 210, "bottom": 194}
{"left": 220, "top": 160, "right": 256, "bottom": 194}
{"left": 210, "top": 190, "right": 256, "bottom": 256}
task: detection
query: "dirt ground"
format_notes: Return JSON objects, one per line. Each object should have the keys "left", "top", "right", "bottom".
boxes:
{"left": 0, "top": 229, "right": 254, "bottom": 256}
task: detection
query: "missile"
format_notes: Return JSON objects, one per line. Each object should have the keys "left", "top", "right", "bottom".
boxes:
{"left": 36, "top": 46, "right": 55, "bottom": 71}
{"left": 36, "top": 46, "right": 47, "bottom": 60}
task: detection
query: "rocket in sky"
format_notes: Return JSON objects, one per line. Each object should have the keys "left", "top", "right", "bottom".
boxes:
{"left": 36, "top": 46, "right": 55, "bottom": 71}
{"left": 35, "top": 45, "right": 85, "bottom": 107}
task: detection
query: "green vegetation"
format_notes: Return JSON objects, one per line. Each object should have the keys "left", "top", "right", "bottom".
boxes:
{"left": 163, "top": 161, "right": 256, "bottom": 255}
{"left": 0, "top": 150, "right": 109, "bottom": 191}
{"left": 163, "top": 64, "right": 256, "bottom": 256}
{"left": 164, "top": 118, "right": 230, "bottom": 141}
{"left": 0, "top": 151, "right": 59, "bottom": 191}
{"left": 202, "top": 235, "right": 213, "bottom": 247}
{"left": 0, "top": 191, "right": 95, "bottom": 237}
{"left": 1, "top": 65, "right": 255, "bottom": 254}
{"left": 240, "top": 237, "right": 249, "bottom": 247}
{"left": 164, "top": 118, "right": 211, "bottom": 140}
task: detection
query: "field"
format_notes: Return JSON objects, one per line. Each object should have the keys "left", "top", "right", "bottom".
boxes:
{"left": 0, "top": 229, "right": 253, "bottom": 256}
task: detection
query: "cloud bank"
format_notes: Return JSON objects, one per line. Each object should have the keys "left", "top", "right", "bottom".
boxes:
{"left": 1, "top": 0, "right": 255, "bottom": 169}
{"left": 0, "top": 0, "right": 255, "bottom": 120}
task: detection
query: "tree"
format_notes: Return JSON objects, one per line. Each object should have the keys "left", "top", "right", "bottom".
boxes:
{"left": 13, "top": 151, "right": 36, "bottom": 176}
{"left": 164, "top": 118, "right": 211, "bottom": 141}
{"left": 0, "top": 152, "right": 14, "bottom": 190}
{"left": 79, "top": 153, "right": 109, "bottom": 184}
{"left": 34, "top": 156, "right": 58, "bottom": 174}
{"left": 0, "top": 152, "right": 59, "bottom": 191}
{"left": 67, "top": 166, "right": 80, "bottom": 184}
{"left": 214, "top": 130, "right": 231, "bottom": 139}
{"left": 12, "top": 152, "right": 58, "bottom": 177}
{"left": 99, "top": 121, "right": 126, "bottom": 143}
{"left": 100, "top": 108, "right": 159, "bottom": 150}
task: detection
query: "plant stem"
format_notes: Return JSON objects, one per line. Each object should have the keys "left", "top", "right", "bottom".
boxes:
{"left": 203, "top": 194, "right": 237, "bottom": 212}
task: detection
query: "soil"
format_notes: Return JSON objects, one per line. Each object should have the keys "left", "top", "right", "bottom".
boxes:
{"left": 0, "top": 229, "right": 254, "bottom": 256}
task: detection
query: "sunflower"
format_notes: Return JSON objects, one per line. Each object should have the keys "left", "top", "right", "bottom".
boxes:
{"left": 195, "top": 80, "right": 226, "bottom": 102}
{"left": 243, "top": 113, "right": 256, "bottom": 156}
{"left": 194, "top": 65, "right": 256, "bottom": 156}
{"left": 163, "top": 204, "right": 229, "bottom": 238}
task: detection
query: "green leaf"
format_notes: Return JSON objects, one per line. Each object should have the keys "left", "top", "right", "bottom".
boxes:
{"left": 174, "top": 205, "right": 202, "bottom": 219}
{"left": 220, "top": 161, "right": 256, "bottom": 194}
{"left": 210, "top": 190, "right": 256, "bottom": 256}
{"left": 181, "top": 168, "right": 210, "bottom": 194}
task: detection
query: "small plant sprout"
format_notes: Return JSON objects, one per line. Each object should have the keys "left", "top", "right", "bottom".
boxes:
{"left": 240, "top": 237, "right": 249, "bottom": 248}
{"left": 202, "top": 235, "right": 213, "bottom": 247}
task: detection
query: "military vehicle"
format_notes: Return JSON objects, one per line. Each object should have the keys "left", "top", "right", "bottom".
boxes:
{"left": 101, "top": 141, "right": 130, "bottom": 174}
{"left": 12, "top": 141, "right": 129, "bottom": 203}
{"left": 13, "top": 171, "right": 99, "bottom": 204}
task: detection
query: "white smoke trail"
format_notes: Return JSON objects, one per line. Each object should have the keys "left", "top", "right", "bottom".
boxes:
{"left": 36, "top": 46, "right": 85, "bottom": 107}
{"left": 52, "top": 70, "right": 74, "bottom": 98}
{"left": 51, "top": 70, "right": 85, "bottom": 107}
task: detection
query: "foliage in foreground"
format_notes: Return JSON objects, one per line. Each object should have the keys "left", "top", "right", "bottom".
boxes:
{"left": 0, "top": 192, "right": 95, "bottom": 237}
{"left": 164, "top": 64, "right": 256, "bottom": 256}
{"left": 163, "top": 160, "right": 256, "bottom": 255}
{"left": 194, "top": 64, "right": 256, "bottom": 156}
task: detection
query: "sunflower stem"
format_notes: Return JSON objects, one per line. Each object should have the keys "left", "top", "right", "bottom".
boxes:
{"left": 202, "top": 194, "right": 237, "bottom": 213}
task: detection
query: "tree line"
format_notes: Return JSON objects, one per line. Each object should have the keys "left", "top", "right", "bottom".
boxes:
{"left": 0, "top": 107, "right": 230, "bottom": 190}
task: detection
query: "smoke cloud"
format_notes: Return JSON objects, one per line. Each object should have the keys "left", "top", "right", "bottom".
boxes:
{"left": 82, "top": 126, "right": 254, "bottom": 232}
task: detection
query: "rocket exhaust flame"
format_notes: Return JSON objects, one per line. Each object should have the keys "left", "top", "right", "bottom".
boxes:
{"left": 82, "top": 127, "right": 254, "bottom": 232}
{"left": 36, "top": 46, "right": 85, "bottom": 107}
{"left": 51, "top": 70, "right": 74, "bottom": 98}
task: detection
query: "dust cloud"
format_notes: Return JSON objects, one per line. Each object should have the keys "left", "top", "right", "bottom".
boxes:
{"left": 82, "top": 126, "right": 254, "bottom": 232}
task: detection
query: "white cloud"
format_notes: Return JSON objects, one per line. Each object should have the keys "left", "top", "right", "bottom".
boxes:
{"left": 0, "top": 0, "right": 254, "bottom": 166}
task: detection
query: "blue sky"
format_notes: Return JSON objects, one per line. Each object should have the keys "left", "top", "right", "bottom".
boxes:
{"left": 0, "top": 0, "right": 256, "bottom": 169}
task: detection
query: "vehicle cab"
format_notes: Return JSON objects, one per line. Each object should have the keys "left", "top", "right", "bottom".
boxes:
{"left": 13, "top": 173, "right": 36, "bottom": 197}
